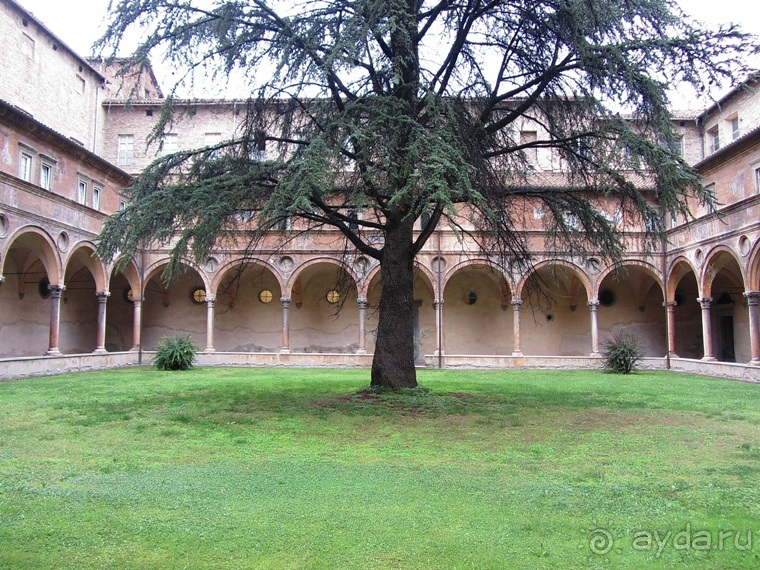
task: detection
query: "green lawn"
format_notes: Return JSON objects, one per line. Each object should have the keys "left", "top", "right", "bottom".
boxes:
{"left": 0, "top": 367, "right": 758, "bottom": 569}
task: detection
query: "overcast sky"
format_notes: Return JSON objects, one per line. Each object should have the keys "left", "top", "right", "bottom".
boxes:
{"left": 16, "top": 0, "right": 760, "bottom": 102}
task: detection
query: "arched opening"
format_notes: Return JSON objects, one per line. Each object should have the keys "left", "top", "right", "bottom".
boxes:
{"left": 0, "top": 230, "right": 59, "bottom": 357}
{"left": 519, "top": 263, "right": 590, "bottom": 356}
{"left": 703, "top": 250, "right": 747, "bottom": 363}
{"left": 214, "top": 262, "right": 282, "bottom": 352}
{"left": 106, "top": 261, "right": 139, "bottom": 352}
{"left": 288, "top": 261, "right": 360, "bottom": 353}
{"left": 443, "top": 263, "right": 511, "bottom": 355}
{"left": 141, "top": 263, "right": 207, "bottom": 351}
{"left": 60, "top": 246, "right": 102, "bottom": 353}
{"left": 597, "top": 264, "right": 666, "bottom": 356}
{"left": 669, "top": 260, "right": 702, "bottom": 359}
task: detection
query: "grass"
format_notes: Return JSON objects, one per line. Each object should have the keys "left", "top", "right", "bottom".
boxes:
{"left": 0, "top": 367, "right": 759, "bottom": 569}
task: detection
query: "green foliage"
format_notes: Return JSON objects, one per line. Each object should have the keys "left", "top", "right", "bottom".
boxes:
{"left": 602, "top": 331, "right": 644, "bottom": 374}
{"left": 153, "top": 334, "right": 198, "bottom": 371}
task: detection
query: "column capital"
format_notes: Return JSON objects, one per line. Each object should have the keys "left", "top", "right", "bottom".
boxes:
{"left": 96, "top": 291, "right": 111, "bottom": 300}
{"left": 357, "top": 297, "right": 368, "bottom": 309}
{"left": 511, "top": 298, "right": 523, "bottom": 308}
{"left": 588, "top": 300, "right": 600, "bottom": 309}
{"left": 434, "top": 299, "right": 444, "bottom": 308}
{"left": 743, "top": 291, "right": 760, "bottom": 305}
{"left": 205, "top": 296, "right": 216, "bottom": 304}
{"left": 48, "top": 284, "right": 66, "bottom": 297}
{"left": 698, "top": 297, "right": 712, "bottom": 309}
{"left": 663, "top": 300, "right": 677, "bottom": 309}
{"left": 0, "top": 275, "right": 5, "bottom": 284}
{"left": 280, "top": 296, "right": 291, "bottom": 308}
{"left": 131, "top": 297, "right": 144, "bottom": 305}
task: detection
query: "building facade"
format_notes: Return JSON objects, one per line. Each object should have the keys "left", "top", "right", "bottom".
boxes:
{"left": 1, "top": 0, "right": 759, "bottom": 380}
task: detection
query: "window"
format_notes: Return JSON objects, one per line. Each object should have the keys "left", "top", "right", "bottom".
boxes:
{"left": 119, "top": 200, "right": 127, "bottom": 211}
{"left": 191, "top": 287, "right": 206, "bottom": 304}
{"left": 708, "top": 126, "right": 719, "bottom": 153}
{"left": 77, "top": 179, "right": 87, "bottom": 205}
{"left": 117, "top": 135, "right": 134, "bottom": 166}
{"left": 40, "top": 162, "right": 52, "bottom": 189}
{"left": 660, "top": 135, "right": 683, "bottom": 158}
{"left": 162, "top": 133, "right": 178, "bottom": 156}
{"left": 19, "top": 151, "right": 32, "bottom": 181}
{"left": 21, "top": 33, "right": 34, "bottom": 59}
{"left": 729, "top": 115, "right": 740, "bottom": 140}
{"left": 258, "top": 290, "right": 273, "bottom": 304}
{"left": 519, "top": 130, "right": 538, "bottom": 164}
{"left": 326, "top": 290, "right": 340, "bottom": 304}
{"left": 205, "top": 132, "right": 222, "bottom": 158}
{"left": 755, "top": 167, "right": 760, "bottom": 194}
{"left": 92, "top": 186, "right": 102, "bottom": 211}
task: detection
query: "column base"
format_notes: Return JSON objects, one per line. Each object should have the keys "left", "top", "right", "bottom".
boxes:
{"left": 93, "top": 348, "right": 108, "bottom": 354}
{"left": 280, "top": 348, "right": 291, "bottom": 354}
{"left": 749, "top": 358, "right": 760, "bottom": 366}
{"left": 357, "top": 348, "right": 367, "bottom": 355}
{"left": 204, "top": 348, "right": 216, "bottom": 354}
{"left": 45, "top": 348, "right": 61, "bottom": 356}
{"left": 590, "top": 351, "right": 602, "bottom": 358}
{"left": 511, "top": 351, "right": 523, "bottom": 357}
{"left": 701, "top": 356, "right": 717, "bottom": 362}
{"left": 669, "top": 352, "right": 680, "bottom": 359}
{"left": 130, "top": 346, "right": 141, "bottom": 352}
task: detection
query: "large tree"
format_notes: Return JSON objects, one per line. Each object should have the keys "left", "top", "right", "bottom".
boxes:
{"left": 96, "top": 0, "right": 756, "bottom": 388}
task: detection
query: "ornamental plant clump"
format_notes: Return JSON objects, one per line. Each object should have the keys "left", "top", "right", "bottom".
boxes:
{"left": 602, "top": 332, "right": 644, "bottom": 374}
{"left": 153, "top": 334, "right": 198, "bottom": 371}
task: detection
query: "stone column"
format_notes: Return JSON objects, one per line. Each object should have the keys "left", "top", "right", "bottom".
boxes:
{"left": 744, "top": 292, "right": 760, "bottom": 365}
{"left": 664, "top": 301, "right": 678, "bottom": 358}
{"left": 588, "top": 300, "right": 601, "bottom": 357}
{"left": 357, "top": 297, "right": 367, "bottom": 354}
{"left": 698, "top": 297, "right": 716, "bottom": 361}
{"left": 46, "top": 284, "right": 65, "bottom": 355}
{"left": 94, "top": 291, "right": 110, "bottom": 353}
{"left": 205, "top": 296, "right": 216, "bottom": 353}
{"left": 131, "top": 297, "right": 143, "bottom": 351}
{"left": 434, "top": 299, "right": 444, "bottom": 356}
{"left": 511, "top": 298, "right": 523, "bottom": 356}
{"left": 280, "top": 296, "right": 291, "bottom": 353}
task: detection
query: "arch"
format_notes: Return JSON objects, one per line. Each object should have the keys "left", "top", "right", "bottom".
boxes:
{"left": 515, "top": 259, "right": 591, "bottom": 300}
{"left": 285, "top": 256, "right": 360, "bottom": 297}
{"left": 64, "top": 241, "right": 108, "bottom": 292}
{"left": 107, "top": 257, "right": 141, "bottom": 293}
{"left": 700, "top": 245, "right": 747, "bottom": 298}
{"left": 666, "top": 256, "right": 698, "bottom": 302}
{"left": 749, "top": 237, "right": 760, "bottom": 291}
{"left": 211, "top": 258, "right": 284, "bottom": 296}
{"left": 142, "top": 259, "right": 211, "bottom": 298}
{"left": 596, "top": 259, "right": 664, "bottom": 297}
{"left": 442, "top": 258, "right": 515, "bottom": 297}
{"left": 1, "top": 225, "right": 62, "bottom": 285}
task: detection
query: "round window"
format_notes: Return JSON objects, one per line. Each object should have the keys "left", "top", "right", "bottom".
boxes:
{"left": 599, "top": 289, "right": 616, "bottom": 307}
{"left": 191, "top": 287, "right": 206, "bottom": 304}
{"left": 258, "top": 289, "right": 273, "bottom": 304}
{"left": 123, "top": 288, "right": 134, "bottom": 304}
{"left": 326, "top": 290, "right": 340, "bottom": 304}
{"left": 465, "top": 291, "right": 478, "bottom": 305}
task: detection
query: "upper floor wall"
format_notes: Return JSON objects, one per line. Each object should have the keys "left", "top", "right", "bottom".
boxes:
{"left": 0, "top": 0, "right": 105, "bottom": 154}
{"left": 0, "top": 100, "right": 132, "bottom": 216}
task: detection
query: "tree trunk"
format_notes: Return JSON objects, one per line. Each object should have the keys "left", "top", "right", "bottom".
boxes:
{"left": 371, "top": 217, "right": 418, "bottom": 388}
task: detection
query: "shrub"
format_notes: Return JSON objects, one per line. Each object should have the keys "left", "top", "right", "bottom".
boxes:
{"left": 602, "top": 331, "right": 643, "bottom": 374}
{"left": 153, "top": 334, "right": 198, "bottom": 371}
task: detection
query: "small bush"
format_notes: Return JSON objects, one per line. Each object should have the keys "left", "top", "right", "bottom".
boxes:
{"left": 153, "top": 334, "right": 198, "bottom": 371}
{"left": 602, "top": 331, "right": 643, "bottom": 374}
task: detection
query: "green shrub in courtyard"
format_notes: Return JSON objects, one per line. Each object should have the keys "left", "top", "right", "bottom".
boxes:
{"left": 602, "top": 331, "right": 643, "bottom": 374}
{"left": 153, "top": 334, "right": 198, "bottom": 370}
